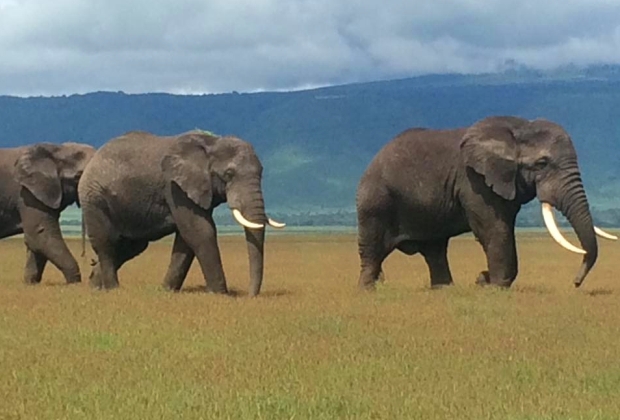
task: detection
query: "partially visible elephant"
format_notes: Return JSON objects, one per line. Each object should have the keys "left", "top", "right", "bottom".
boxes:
{"left": 0, "top": 142, "right": 96, "bottom": 284}
{"left": 357, "top": 116, "right": 616, "bottom": 290}
{"left": 78, "top": 130, "right": 285, "bottom": 296}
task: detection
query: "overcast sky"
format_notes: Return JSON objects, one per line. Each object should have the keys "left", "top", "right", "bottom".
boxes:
{"left": 1, "top": 0, "right": 620, "bottom": 96}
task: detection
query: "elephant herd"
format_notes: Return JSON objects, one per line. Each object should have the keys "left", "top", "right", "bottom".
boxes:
{"left": 1, "top": 116, "right": 616, "bottom": 296}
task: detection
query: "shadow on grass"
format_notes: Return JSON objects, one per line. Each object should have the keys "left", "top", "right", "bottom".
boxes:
{"left": 42, "top": 281, "right": 83, "bottom": 288}
{"left": 583, "top": 288, "right": 614, "bottom": 297}
{"left": 180, "top": 285, "right": 292, "bottom": 298}
{"left": 512, "top": 285, "right": 553, "bottom": 294}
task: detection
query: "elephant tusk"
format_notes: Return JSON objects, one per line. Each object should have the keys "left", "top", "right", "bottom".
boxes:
{"left": 594, "top": 226, "right": 618, "bottom": 241}
{"left": 232, "top": 209, "right": 264, "bottom": 229}
{"left": 541, "top": 203, "right": 586, "bottom": 254}
{"left": 268, "top": 217, "right": 286, "bottom": 228}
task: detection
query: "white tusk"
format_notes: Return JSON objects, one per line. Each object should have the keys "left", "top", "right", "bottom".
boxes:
{"left": 541, "top": 203, "right": 586, "bottom": 254}
{"left": 232, "top": 209, "right": 264, "bottom": 229}
{"left": 594, "top": 226, "right": 618, "bottom": 241}
{"left": 268, "top": 218, "right": 286, "bottom": 228}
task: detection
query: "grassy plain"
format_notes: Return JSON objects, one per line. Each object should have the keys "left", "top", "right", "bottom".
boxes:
{"left": 1, "top": 232, "right": 620, "bottom": 419}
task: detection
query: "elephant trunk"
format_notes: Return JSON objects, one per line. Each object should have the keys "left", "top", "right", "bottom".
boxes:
{"left": 245, "top": 227, "right": 265, "bottom": 297}
{"left": 230, "top": 182, "right": 268, "bottom": 296}
{"left": 554, "top": 177, "right": 598, "bottom": 287}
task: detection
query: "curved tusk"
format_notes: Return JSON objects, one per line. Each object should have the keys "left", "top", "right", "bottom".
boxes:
{"left": 268, "top": 218, "right": 286, "bottom": 228}
{"left": 232, "top": 209, "right": 264, "bottom": 229}
{"left": 594, "top": 226, "right": 618, "bottom": 241}
{"left": 541, "top": 203, "right": 586, "bottom": 254}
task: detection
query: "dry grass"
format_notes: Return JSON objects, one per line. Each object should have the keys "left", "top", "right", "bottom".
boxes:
{"left": 1, "top": 232, "right": 620, "bottom": 419}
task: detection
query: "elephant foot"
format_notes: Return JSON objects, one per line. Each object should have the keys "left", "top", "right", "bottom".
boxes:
{"left": 358, "top": 267, "right": 382, "bottom": 291}
{"left": 377, "top": 270, "right": 385, "bottom": 283}
{"left": 91, "top": 281, "right": 119, "bottom": 291}
{"left": 162, "top": 283, "right": 182, "bottom": 292}
{"left": 475, "top": 271, "right": 513, "bottom": 288}
{"left": 475, "top": 271, "right": 491, "bottom": 286}
{"left": 64, "top": 275, "right": 82, "bottom": 285}
{"left": 358, "top": 281, "right": 377, "bottom": 292}
{"left": 205, "top": 280, "right": 228, "bottom": 295}
{"left": 430, "top": 281, "right": 453, "bottom": 290}
{"left": 23, "top": 277, "right": 42, "bottom": 285}
{"left": 88, "top": 268, "right": 119, "bottom": 290}
{"left": 205, "top": 286, "right": 229, "bottom": 295}
{"left": 162, "top": 276, "right": 185, "bottom": 292}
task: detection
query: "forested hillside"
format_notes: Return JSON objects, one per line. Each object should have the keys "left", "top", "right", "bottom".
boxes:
{"left": 2, "top": 65, "right": 620, "bottom": 226}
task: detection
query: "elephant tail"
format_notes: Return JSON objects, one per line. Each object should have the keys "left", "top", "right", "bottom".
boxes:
{"left": 81, "top": 213, "right": 86, "bottom": 258}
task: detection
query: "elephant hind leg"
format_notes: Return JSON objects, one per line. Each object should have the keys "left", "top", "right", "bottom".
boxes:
{"left": 83, "top": 209, "right": 120, "bottom": 290}
{"left": 357, "top": 215, "right": 395, "bottom": 290}
{"left": 420, "top": 239, "right": 453, "bottom": 288}
{"left": 88, "top": 238, "right": 148, "bottom": 289}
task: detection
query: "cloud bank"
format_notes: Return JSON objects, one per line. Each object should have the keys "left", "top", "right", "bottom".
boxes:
{"left": 1, "top": 0, "right": 619, "bottom": 96}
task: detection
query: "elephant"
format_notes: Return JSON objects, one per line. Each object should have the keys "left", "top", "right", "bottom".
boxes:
{"left": 0, "top": 142, "right": 96, "bottom": 284}
{"left": 356, "top": 116, "right": 617, "bottom": 290}
{"left": 78, "top": 129, "right": 285, "bottom": 296}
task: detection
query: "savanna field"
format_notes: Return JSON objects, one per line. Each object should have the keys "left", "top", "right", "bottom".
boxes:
{"left": 1, "top": 232, "right": 620, "bottom": 419}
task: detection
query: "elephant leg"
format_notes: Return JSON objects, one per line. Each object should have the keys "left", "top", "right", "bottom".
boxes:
{"left": 23, "top": 248, "right": 47, "bottom": 285}
{"left": 473, "top": 224, "right": 518, "bottom": 288}
{"left": 83, "top": 207, "right": 121, "bottom": 290}
{"left": 185, "top": 220, "right": 227, "bottom": 294}
{"left": 420, "top": 239, "right": 453, "bottom": 288}
{"left": 357, "top": 215, "right": 393, "bottom": 290}
{"left": 89, "top": 238, "right": 148, "bottom": 290}
{"left": 162, "top": 233, "right": 195, "bottom": 291}
{"left": 88, "top": 246, "right": 118, "bottom": 290}
{"left": 171, "top": 208, "right": 227, "bottom": 294}
{"left": 22, "top": 219, "right": 81, "bottom": 284}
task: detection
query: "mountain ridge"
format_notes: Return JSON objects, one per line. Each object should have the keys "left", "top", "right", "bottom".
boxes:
{"left": 1, "top": 65, "right": 620, "bottom": 226}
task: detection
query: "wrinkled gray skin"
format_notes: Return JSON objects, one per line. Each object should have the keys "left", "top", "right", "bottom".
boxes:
{"left": 78, "top": 130, "right": 271, "bottom": 296}
{"left": 357, "top": 116, "right": 598, "bottom": 289}
{"left": 0, "top": 142, "right": 96, "bottom": 284}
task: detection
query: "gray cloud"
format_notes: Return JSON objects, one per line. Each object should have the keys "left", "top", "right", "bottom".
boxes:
{"left": 1, "top": 0, "right": 620, "bottom": 96}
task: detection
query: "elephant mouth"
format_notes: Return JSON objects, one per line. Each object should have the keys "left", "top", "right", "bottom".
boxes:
{"left": 231, "top": 209, "right": 286, "bottom": 230}
{"left": 540, "top": 202, "right": 617, "bottom": 253}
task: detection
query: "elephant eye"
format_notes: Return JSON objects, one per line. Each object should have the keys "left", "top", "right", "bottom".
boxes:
{"left": 533, "top": 157, "right": 549, "bottom": 170}
{"left": 223, "top": 168, "right": 235, "bottom": 180}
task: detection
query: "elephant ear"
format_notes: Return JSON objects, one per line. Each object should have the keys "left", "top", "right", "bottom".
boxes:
{"left": 161, "top": 134, "right": 213, "bottom": 209}
{"left": 460, "top": 122, "right": 518, "bottom": 201}
{"left": 15, "top": 144, "right": 63, "bottom": 209}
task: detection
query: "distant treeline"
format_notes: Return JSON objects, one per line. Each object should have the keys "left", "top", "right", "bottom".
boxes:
{"left": 59, "top": 205, "right": 620, "bottom": 229}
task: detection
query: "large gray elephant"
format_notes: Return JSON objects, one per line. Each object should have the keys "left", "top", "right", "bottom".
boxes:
{"left": 357, "top": 116, "right": 616, "bottom": 290}
{"left": 78, "top": 130, "right": 285, "bottom": 296}
{"left": 0, "top": 142, "right": 96, "bottom": 284}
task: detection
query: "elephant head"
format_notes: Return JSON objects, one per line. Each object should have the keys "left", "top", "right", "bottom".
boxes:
{"left": 15, "top": 142, "right": 96, "bottom": 209}
{"left": 460, "top": 116, "right": 616, "bottom": 287}
{"left": 161, "top": 131, "right": 284, "bottom": 296}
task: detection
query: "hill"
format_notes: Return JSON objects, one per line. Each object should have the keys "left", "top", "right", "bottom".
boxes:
{"left": 2, "top": 65, "right": 620, "bottom": 226}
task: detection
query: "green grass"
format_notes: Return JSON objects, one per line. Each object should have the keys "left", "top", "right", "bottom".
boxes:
{"left": 1, "top": 232, "right": 620, "bottom": 419}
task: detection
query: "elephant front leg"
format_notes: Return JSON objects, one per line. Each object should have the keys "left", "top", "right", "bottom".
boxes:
{"left": 474, "top": 225, "right": 518, "bottom": 288}
{"left": 23, "top": 248, "right": 47, "bottom": 285}
{"left": 163, "top": 233, "right": 195, "bottom": 291}
{"left": 176, "top": 216, "right": 228, "bottom": 294}
{"left": 23, "top": 222, "right": 81, "bottom": 284}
